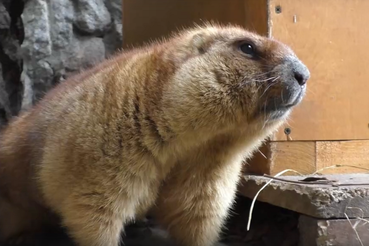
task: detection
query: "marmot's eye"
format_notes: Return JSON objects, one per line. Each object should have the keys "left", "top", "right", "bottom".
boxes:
{"left": 239, "top": 43, "right": 255, "bottom": 57}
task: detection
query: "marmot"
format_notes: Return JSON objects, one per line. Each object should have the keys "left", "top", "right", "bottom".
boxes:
{"left": 0, "top": 24, "right": 309, "bottom": 246}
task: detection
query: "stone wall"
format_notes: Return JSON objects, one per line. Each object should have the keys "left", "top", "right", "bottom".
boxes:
{"left": 0, "top": 0, "right": 122, "bottom": 128}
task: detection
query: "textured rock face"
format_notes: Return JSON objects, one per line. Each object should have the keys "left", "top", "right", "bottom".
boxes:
{"left": 0, "top": 0, "right": 24, "bottom": 128}
{"left": 0, "top": 0, "right": 122, "bottom": 127}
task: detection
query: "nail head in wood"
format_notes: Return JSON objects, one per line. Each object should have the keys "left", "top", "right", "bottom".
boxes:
{"left": 275, "top": 5, "right": 282, "bottom": 14}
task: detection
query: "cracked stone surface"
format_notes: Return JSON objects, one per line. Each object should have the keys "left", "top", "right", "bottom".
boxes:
{"left": 299, "top": 215, "right": 369, "bottom": 246}
{"left": 0, "top": 0, "right": 123, "bottom": 127}
{"left": 0, "top": 0, "right": 24, "bottom": 127}
{"left": 240, "top": 174, "right": 369, "bottom": 219}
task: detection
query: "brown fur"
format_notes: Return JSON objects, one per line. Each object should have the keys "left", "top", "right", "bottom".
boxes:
{"left": 0, "top": 24, "right": 309, "bottom": 246}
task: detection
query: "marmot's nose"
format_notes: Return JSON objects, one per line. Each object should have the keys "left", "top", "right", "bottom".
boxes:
{"left": 291, "top": 58, "right": 310, "bottom": 86}
{"left": 294, "top": 69, "right": 309, "bottom": 86}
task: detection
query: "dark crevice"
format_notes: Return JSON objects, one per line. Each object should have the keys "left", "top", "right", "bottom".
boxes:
{"left": 9, "top": 0, "right": 25, "bottom": 43}
{"left": 0, "top": 0, "right": 24, "bottom": 128}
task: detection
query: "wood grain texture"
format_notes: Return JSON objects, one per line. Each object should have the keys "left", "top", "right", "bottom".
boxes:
{"left": 270, "top": 141, "right": 316, "bottom": 175}
{"left": 261, "top": 140, "right": 369, "bottom": 176}
{"left": 122, "top": 0, "right": 268, "bottom": 47}
{"left": 316, "top": 140, "right": 369, "bottom": 174}
{"left": 269, "top": 0, "right": 369, "bottom": 141}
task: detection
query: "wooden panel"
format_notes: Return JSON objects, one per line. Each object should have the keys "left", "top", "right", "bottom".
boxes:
{"left": 270, "top": 141, "right": 316, "bottom": 175}
{"left": 122, "top": 0, "right": 268, "bottom": 47}
{"left": 316, "top": 140, "right": 369, "bottom": 174}
{"left": 269, "top": 0, "right": 369, "bottom": 141}
{"left": 244, "top": 141, "right": 272, "bottom": 175}
{"left": 244, "top": 0, "right": 270, "bottom": 36}
{"left": 259, "top": 140, "right": 369, "bottom": 176}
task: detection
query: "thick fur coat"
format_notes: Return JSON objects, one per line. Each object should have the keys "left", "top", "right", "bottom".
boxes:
{"left": 0, "top": 24, "right": 309, "bottom": 246}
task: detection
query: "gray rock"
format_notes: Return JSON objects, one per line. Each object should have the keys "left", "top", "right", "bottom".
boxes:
{"left": 49, "top": 0, "right": 74, "bottom": 49}
{"left": 30, "top": 60, "right": 55, "bottom": 101}
{"left": 299, "top": 215, "right": 369, "bottom": 246}
{"left": 0, "top": 2, "right": 11, "bottom": 29}
{"left": 0, "top": 0, "right": 122, "bottom": 129}
{"left": 21, "top": 0, "right": 52, "bottom": 61}
{"left": 64, "top": 35, "right": 106, "bottom": 73}
{"left": 103, "top": 0, "right": 123, "bottom": 56}
{"left": 0, "top": 64, "right": 12, "bottom": 124}
{"left": 103, "top": 21, "right": 123, "bottom": 57}
{"left": 0, "top": 0, "right": 23, "bottom": 125}
{"left": 74, "top": 0, "right": 111, "bottom": 35}
{"left": 20, "top": 68, "right": 34, "bottom": 111}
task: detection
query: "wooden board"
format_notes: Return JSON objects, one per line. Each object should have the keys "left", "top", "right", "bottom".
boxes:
{"left": 269, "top": 0, "right": 369, "bottom": 141}
{"left": 247, "top": 140, "right": 369, "bottom": 176}
{"left": 270, "top": 141, "right": 316, "bottom": 175}
{"left": 315, "top": 140, "right": 369, "bottom": 174}
{"left": 122, "top": 0, "right": 269, "bottom": 48}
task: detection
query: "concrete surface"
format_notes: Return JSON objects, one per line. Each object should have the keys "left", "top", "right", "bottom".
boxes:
{"left": 239, "top": 173, "right": 369, "bottom": 219}
{"left": 299, "top": 215, "right": 369, "bottom": 246}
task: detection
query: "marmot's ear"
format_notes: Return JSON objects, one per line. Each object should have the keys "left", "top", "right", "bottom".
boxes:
{"left": 191, "top": 33, "right": 212, "bottom": 54}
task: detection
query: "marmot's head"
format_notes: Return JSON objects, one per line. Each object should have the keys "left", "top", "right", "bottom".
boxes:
{"left": 159, "top": 24, "right": 310, "bottom": 137}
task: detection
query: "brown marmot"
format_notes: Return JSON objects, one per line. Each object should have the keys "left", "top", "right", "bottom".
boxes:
{"left": 0, "top": 24, "right": 309, "bottom": 246}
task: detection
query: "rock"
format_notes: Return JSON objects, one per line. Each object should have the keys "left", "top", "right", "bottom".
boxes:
{"left": 20, "top": 68, "right": 33, "bottom": 111}
{"left": 29, "top": 60, "right": 54, "bottom": 101}
{"left": 74, "top": 0, "right": 111, "bottom": 35}
{"left": 49, "top": 0, "right": 74, "bottom": 49}
{"left": 0, "top": 2, "right": 11, "bottom": 29}
{"left": 0, "top": 0, "right": 24, "bottom": 126}
{"left": 239, "top": 173, "right": 369, "bottom": 219}
{"left": 103, "top": 21, "right": 123, "bottom": 57}
{"left": 0, "top": 0, "right": 121, "bottom": 130}
{"left": 0, "top": 64, "right": 11, "bottom": 127}
{"left": 17, "top": 0, "right": 119, "bottom": 110}
{"left": 103, "top": 0, "right": 123, "bottom": 56}
{"left": 63, "top": 35, "right": 105, "bottom": 74}
{"left": 21, "top": 0, "right": 51, "bottom": 61}
{"left": 299, "top": 215, "right": 369, "bottom": 246}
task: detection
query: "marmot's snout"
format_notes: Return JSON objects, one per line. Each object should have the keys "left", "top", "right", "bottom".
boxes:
{"left": 261, "top": 55, "right": 310, "bottom": 120}
{"left": 282, "top": 56, "right": 310, "bottom": 106}
{"left": 290, "top": 57, "right": 310, "bottom": 86}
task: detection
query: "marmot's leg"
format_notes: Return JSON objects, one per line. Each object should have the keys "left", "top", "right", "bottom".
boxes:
{"left": 154, "top": 161, "right": 242, "bottom": 246}
{"left": 59, "top": 194, "right": 129, "bottom": 246}
{"left": 0, "top": 198, "right": 48, "bottom": 245}
{"left": 59, "top": 183, "right": 159, "bottom": 246}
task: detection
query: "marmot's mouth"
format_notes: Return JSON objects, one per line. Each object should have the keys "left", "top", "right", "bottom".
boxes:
{"left": 260, "top": 88, "right": 305, "bottom": 120}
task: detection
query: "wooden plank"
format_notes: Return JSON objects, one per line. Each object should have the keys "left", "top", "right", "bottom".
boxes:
{"left": 123, "top": 0, "right": 246, "bottom": 47}
{"left": 269, "top": 0, "right": 369, "bottom": 141}
{"left": 243, "top": 0, "right": 269, "bottom": 36}
{"left": 270, "top": 141, "right": 316, "bottom": 175}
{"left": 253, "top": 140, "right": 369, "bottom": 176}
{"left": 316, "top": 140, "right": 369, "bottom": 174}
{"left": 122, "top": 0, "right": 268, "bottom": 47}
{"left": 244, "top": 141, "right": 272, "bottom": 175}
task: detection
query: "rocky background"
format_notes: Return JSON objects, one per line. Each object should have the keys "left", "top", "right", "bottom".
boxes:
{"left": 0, "top": 0, "right": 122, "bottom": 128}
